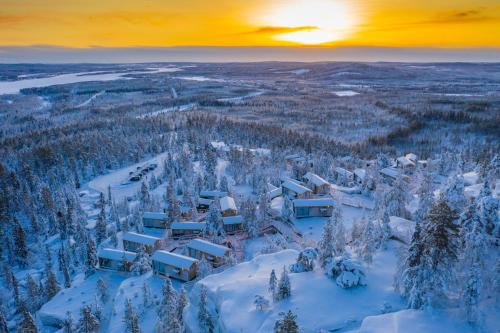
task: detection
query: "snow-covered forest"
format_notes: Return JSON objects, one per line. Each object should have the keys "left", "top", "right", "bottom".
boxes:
{"left": 0, "top": 62, "right": 499, "bottom": 333}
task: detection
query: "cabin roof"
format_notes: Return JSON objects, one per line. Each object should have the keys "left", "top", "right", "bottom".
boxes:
{"left": 187, "top": 238, "right": 230, "bottom": 257}
{"left": 122, "top": 232, "right": 160, "bottom": 245}
{"left": 282, "top": 180, "right": 312, "bottom": 194}
{"left": 222, "top": 215, "right": 244, "bottom": 225}
{"left": 220, "top": 196, "right": 237, "bottom": 212}
{"left": 293, "top": 198, "right": 335, "bottom": 208}
{"left": 397, "top": 156, "right": 416, "bottom": 167}
{"left": 143, "top": 212, "right": 167, "bottom": 220}
{"left": 334, "top": 167, "right": 353, "bottom": 177}
{"left": 304, "top": 172, "right": 330, "bottom": 186}
{"left": 354, "top": 168, "right": 366, "bottom": 180}
{"left": 380, "top": 167, "right": 400, "bottom": 179}
{"left": 171, "top": 222, "right": 206, "bottom": 230}
{"left": 98, "top": 248, "right": 137, "bottom": 262}
{"left": 152, "top": 250, "right": 198, "bottom": 269}
{"left": 198, "top": 197, "right": 214, "bottom": 206}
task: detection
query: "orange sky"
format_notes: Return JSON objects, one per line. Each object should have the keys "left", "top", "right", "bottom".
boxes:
{"left": 1, "top": 0, "right": 499, "bottom": 47}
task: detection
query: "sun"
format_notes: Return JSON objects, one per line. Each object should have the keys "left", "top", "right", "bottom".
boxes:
{"left": 260, "top": 0, "right": 356, "bottom": 45}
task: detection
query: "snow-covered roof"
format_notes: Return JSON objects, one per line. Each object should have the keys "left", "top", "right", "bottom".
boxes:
{"left": 282, "top": 180, "right": 312, "bottom": 194}
{"left": 285, "top": 154, "right": 305, "bottom": 162}
{"left": 304, "top": 172, "right": 330, "bottom": 186}
{"left": 380, "top": 167, "right": 400, "bottom": 179}
{"left": 388, "top": 216, "right": 415, "bottom": 244}
{"left": 98, "top": 248, "right": 137, "bottom": 262}
{"left": 293, "top": 198, "right": 335, "bottom": 208}
{"left": 171, "top": 222, "right": 206, "bottom": 230}
{"left": 405, "top": 153, "right": 417, "bottom": 162}
{"left": 396, "top": 156, "right": 415, "bottom": 167}
{"left": 462, "top": 171, "right": 479, "bottom": 186}
{"left": 267, "top": 182, "right": 278, "bottom": 191}
{"left": 198, "top": 197, "right": 214, "bottom": 206}
{"left": 267, "top": 187, "right": 282, "bottom": 199}
{"left": 187, "top": 238, "right": 230, "bottom": 257}
{"left": 222, "top": 215, "right": 244, "bottom": 225}
{"left": 200, "top": 190, "right": 228, "bottom": 198}
{"left": 335, "top": 167, "right": 353, "bottom": 178}
{"left": 152, "top": 250, "right": 198, "bottom": 269}
{"left": 354, "top": 168, "right": 366, "bottom": 180}
{"left": 143, "top": 212, "right": 167, "bottom": 220}
{"left": 280, "top": 175, "right": 304, "bottom": 185}
{"left": 122, "top": 232, "right": 160, "bottom": 245}
{"left": 220, "top": 196, "right": 237, "bottom": 212}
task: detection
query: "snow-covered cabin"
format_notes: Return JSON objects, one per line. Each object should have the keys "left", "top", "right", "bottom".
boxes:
{"left": 267, "top": 183, "right": 282, "bottom": 200}
{"left": 199, "top": 190, "right": 228, "bottom": 200}
{"left": 334, "top": 167, "right": 354, "bottom": 182}
{"left": 222, "top": 215, "right": 244, "bottom": 234}
{"left": 293, "top": 198, "right": 336, "bottom": 218}
{"left": 303, "top": 172, "right": 331, "bottom": 194}
{"left": 186, "top": 238, "right": 231, "bottom": 267}
{"left": 405, "top": 153, "right": 417, "bottom": 163}
{"left": 122, "top": 232, "right": 161, "bottom": 254}
{"left": 152, "top": 250, "right": 198, "bottom": 281}
{"left": 171, "top": 222, "right": 206, "bottom": 239}
{"left": 143, "top": 212, "right": 168, "bottom": 229}
{"left": 98, "top": 248, "right": 137, "bottom": 271}
{"left": 285, "top": 154, "right": 307, "bottom": 167}
{"left": 353, "top": 168, "right": 366, "bottom": 184}
{"left": 396, "top": 156, "right": 416, "bottom": 169}
{"left": 220, "top": 196, "right": 238, "bottom": 217}
{"left": 282, "top": 179, "right": 312, "bottom": 199}
{"left": 196, "top": 197, "right": 214, "bottom": 212}
{"left": 379, "top": 167, "right": 400, "bottom": 184}
{"left": 388, "top": 216, "right": 415, "bottom": 244}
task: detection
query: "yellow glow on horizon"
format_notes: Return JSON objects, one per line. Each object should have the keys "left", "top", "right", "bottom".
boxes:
{"left": 260, "top": 0, "right": 357, "bottom": 45}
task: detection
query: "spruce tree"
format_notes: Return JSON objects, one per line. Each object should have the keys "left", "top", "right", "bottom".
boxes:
{"left": 95, "top": 208, "right": 107, "bottom": 245}
{"left": 85, "top": 238, "right": 97, "bottom": 277}
{"left": 45, "top": 267, "right": 61, "bottom": 301}
{"left": 197, "top": 285, "right": 213, "bottom": 333}
{"left": 277, "top": 266, "right": 291, "bottom": 301}
{"left": 318, "top": 218, "right": 334, "bottom": 267}
{"left": 0, "top": 311, "right": 7, "bottom": 333}
{"left": 269, "top": 269, "right": 277, "bottom": 301}
{"left": 156, "top": 278, "right": 180, "bottom": 333}
{"left": 124, "top": 298, "right": 141, "bottom": 333}
{"left": 63, "top": 311, "right": 74, "bottom": 333}
{"left": 274, "top": 310, "right": 298, "bottom": 333}
{"left": 17, "top": 309, "right": 39, "bottom": 333}
{"left": 13, "top": 218, "right": 29, "bottom": 267}
{"left": 77, "top": 306, "right": 99, "bottom": 333}
{"left": 177, "top": 287, "right": 188, "bottom": 322}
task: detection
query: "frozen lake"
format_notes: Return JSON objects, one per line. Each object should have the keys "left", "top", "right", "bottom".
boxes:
{"left": 0, "top": 67, "right": 182, "bottom": 95}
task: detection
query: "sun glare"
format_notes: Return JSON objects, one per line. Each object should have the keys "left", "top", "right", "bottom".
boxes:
{"left": 261, "top": 0, "right": 356, "bottom": 45}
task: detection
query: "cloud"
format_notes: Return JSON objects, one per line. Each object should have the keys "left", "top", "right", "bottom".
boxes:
{"left": 240, "top": 26, "right": 318, "bottom": 35}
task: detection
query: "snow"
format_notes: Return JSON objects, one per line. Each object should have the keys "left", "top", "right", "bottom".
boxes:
{"left": 290, "top": 69, "right": 310, "bottom": 75}
{"left": 0, "top": 67, "right": 181, "bottom": 95}
{"left": 222, "top": 215, "right": 244, "bottom": 225}
{"left": 354, "top": 309, "right": 478, "bottom": 333}
{"left": 151, "top": 250, "right": 198, "bottom": 269}
{"left": 200, "top": 190, "right": 228, "bottom": 199}
{"left": 333, "top": 90, "right": 360, "bottom": 97}
{"left": 186, "top": 238, "right": 230, "bottom": 257}
{"left": 335, "top": 167, "right": 354, "bottom": 178}
{"left": 137, "top": 102, "right": 197, "bottom": 118}
{"left": 185, "top": 244, "right": 404, "bottom": 333}
{"left": 143, "top": 212, "right": 167, "bottom": 220}
{"left": 354, "top": 168, "right": 366, "bottom": 181}
{"left": 76, "top": 91, "right": 105, "bottom": 108}
{"left": 171, "top": 221, "right": 206, "bottom": 230}
{"left": 217, "top": 91, "right": 264, "bottom": 103}
{"left": 198, "top": 197, "right": 214, "bottom": 206}
{"left": 293, "top": 198, "right": 335, "bottom": 207}
{"left": 220, "top": 196, "right": 237, "bottom": 212}
{"left": 174, "top": 76, "right": 226, "bottom": 82}
{"left": 388, "top": 216, "right": 415, "bottom": 244}
{"left": 462, "top": 171, "right": 479, "bottom": 186}
{"left": 282, "top": 180, "right": 312, "bottom": 194}
{"left": 396, "top": 156, "right": 416, "bottom": 167}
{"left": 97, "top": 248, "right": 138, "bottom": 262}
{"left": 303, "top": 172, "right": 330, "bottom": 186}
{"left": 380, "top": 167, "right": 400, "bottom": 179}
{"left": 122, "top": 232, "right": 161, "bottom": 245}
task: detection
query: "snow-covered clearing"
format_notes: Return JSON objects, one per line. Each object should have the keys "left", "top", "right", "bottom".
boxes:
{"left": 0, "top": 67, "right": 182, "bottom": 95}
{"left": 333, "top": 90, "right": 360, "bottom": 97}
{"left": 185, "top": 243, "right": 404, "bottom": 333}
{"left": 137, "top": 102, "right": 198, "bottom": 119}
{"left": 76, "top": 91, "right": 105, "bottom": 108}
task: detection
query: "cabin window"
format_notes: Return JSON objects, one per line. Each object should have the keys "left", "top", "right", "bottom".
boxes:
{"left": 296, "top": 207, "right": 309, "bottom": 216}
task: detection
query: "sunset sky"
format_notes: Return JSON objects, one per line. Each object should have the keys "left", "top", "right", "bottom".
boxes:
{"left": 1, "top": 0, "right": 500, "bottom": 48}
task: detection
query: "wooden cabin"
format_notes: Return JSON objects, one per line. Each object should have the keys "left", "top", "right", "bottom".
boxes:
{"left": 334, "top": 167, "right": 354, "bottom": 184}
{"left": 170, "top": 222, "right": 206, "bottom": 239}
{"left": 197, "top": 197, "right": 214, "bottom": 212}
{"left": 353, "top": 168, "right": 366, "bottom": 184}
{"left": 122, "top": 232, "right": 161, "bottom": 254}
{"left": 199, "top": 190, "right": 228, "bottom": 201}
{"left": 281, "top": 178, "right": 312, "bottom": 199}
{"left": 220, "top": 196, "right": 238, "bottom": 217}
{"left": 380, "top": 167, "right": 400, "bottom": 184}
{"left": 293, "top": 198, "right": 335, "bottom": 218}
{"left": 98, "top": 248, "right": 137, "bottom": 271}
{"left": 396, "top": 156, "right": 416, "bottom": 169}
{"left": 222, "top": 215, "right": 244, "bottom": 234}
{"left": 303, "top": 172, "right": 331, "bottom": 195}
{"left": 143, "top": 212, "right": 168, "bottom": 229}
{"left": 186, "top": 238, "right": 231, "bottom": 267}
{"left": 152, "top": 250, "right": 198, "bottom": 281}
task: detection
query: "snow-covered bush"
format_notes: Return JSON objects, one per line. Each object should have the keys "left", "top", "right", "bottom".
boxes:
{"left": 260, "top": 234, "right": 288, "bottom": 255}
{"left": 254, "top": 295, "right": 269, "bottom": 311}
{"left": 326, "top": 254, "right": 366, "bottom": 289}
{"left": 290, "top": 248, "right": 318, "bottom": 273}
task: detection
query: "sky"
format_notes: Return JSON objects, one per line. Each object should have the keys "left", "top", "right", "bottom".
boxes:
{"left": 0, "top": 0, "right": 499, "bottom": 62}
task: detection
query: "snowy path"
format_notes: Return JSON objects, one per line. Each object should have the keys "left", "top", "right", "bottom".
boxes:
{"left": 76, "top": 90, "right": 105, "bottom": 107}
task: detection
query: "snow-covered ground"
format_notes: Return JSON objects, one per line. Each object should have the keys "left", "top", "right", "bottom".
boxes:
{"left": 333, "top": 90, "right": 360, "bottom": 97}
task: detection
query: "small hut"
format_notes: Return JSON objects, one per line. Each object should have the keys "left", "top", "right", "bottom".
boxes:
{"left": 97, "top": 248, "right": 137, "bottom": 271}
{"left": 152, "top": 250, "right": 198, "bottom": 281}
{"left": 186, "top": 238, "right": 231, "bottom": 267}
{"left": 122, "top": 232, "right": 161, "bottom": 253}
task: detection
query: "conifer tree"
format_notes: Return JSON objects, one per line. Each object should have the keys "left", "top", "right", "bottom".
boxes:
{"left": 85, "top": 238, "right": 97, "bottom": 277}
{"left": 177, "top": 287, "right": 188, "bottom": 322}
{"left": 77, "top": 305, "right": 100, "bottom": 333}
{"left": 269, "top": 269, "right": 278, "bottom": 301}
{"left": 0, "top": 311, "right": 8, "bottom": 333}
{"left": 277, "top": 266, "right": 291, "bottom": 301}
{"left": 318, "top": 218, "right": 335, "bottom": 267}
{"left": 124, "top": 298, "right": 141, "bottom": 333}
{"left": 281, "top": 196, "right": 292, "bottom": 222}
{"left": 274, "top": 310, "right": 298, "bottom": 333}
{"left": 95, "top": 208, "right": 107, "bottom": 245}
{"left": 26, "top": 274, "right": 41, "bottom": 312}
{"left": 45, "top": 267, "right": 61, "bottom": 301}
{"left": 13, "top": 217, "right": 29, "bottom": 267}
{"left": 17, "top": 309, "right": 39, "bottom": 333}
{"left": 63, "top": 311, "right": 74, "bottom": 333}
{"left": 197, "top": 285, "right": 213, "bottom": 333}
{"left": 156, "top": 278, "right": 180, "bottom": 333}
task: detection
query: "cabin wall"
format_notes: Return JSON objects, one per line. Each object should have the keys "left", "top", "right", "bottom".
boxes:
{"left": 294, "top": 206, "right": 333, "bottom": 218}
{"left": 143, "top": 218, "right": 168, "bottom": 229}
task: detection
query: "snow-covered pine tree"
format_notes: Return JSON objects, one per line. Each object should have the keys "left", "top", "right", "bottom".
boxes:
{"left": 281, "top": 196, "right": 292, "bottom": 222}
{"left": 318, "top": 217, "right": 335, "bottom": 267}
{"left": 77, "top": 305, "right": 100, "bottom": 333}
{"left": 380, "top": 210, "right": 391, "bottom": 247}
{"left": 269, "top": 268, "right": 278, "bottom": 301}
{"left": 274, "top": 310, "right": 298, "bottom": 333}
{"left": 124, "top": 298, "right": 141, "bottom": 333}
{"left": 45, "top": 266, "right": 61, "bottom": 301}
{"left": 198, "top": 285, "right": 213, "bottom": 333}
{"left": 357, "top": 217, "right": 379, "bottom": 265}
{"left": 197, "top": 257, "right": 213, "bottom": 278}
{"left": 177, "top": 287, "right": 188, "bottom": 322}
{"left": 139, "top": 182, "right": 150, "bottom": 209}
{"left": 384, "top": 175, "right": 408, "bottom": 218}
{"left": 477, "top": 180, "right": 499, "bottom": 236}
{"left": 26, "top": 274, "right": 41, "bottom": 312}
{"left": 156, "top": 278, "right": 180, "bottom": 333}
{"left": 63, "top": 311, "right": 74, "bottom": 333}
{"left": 13, "top": 217, "right": 29, "bottom": 267}
{"left": 0, "top": 311, "right": 7, "bottom": 333}
{"left": 60, "top": 246, "right": 72, "bottom": 288}
{"left": 461, "top": 261, "right": 482, "bottom": 324}
{"left": 17, "top": 309, "right": 39, "bottom": 333}
{"left": 142, "top": 282, "right": 153, "bottom": 308}
{"left": 85, "top": 238, "right": 97, "bottom": 277}
{"left": 96, "top": 278, "right": 108, "bottom": 303}
{"left": 204, "top": 203, "right": 224, "bottom": 244}
{"left": 241, "top": 198, "right": 258, "bottom": 238}
{"left": 277, "top": 266, "right": 291, "bottom": 301}
{"left": 254, "top": 295, "right": 269, "bottom": 311}
{"left": 131, "top": 247, "right": 152, "bottom": 276}
{"left": 443, "top": 172, "right": 466, "bottom": 214}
